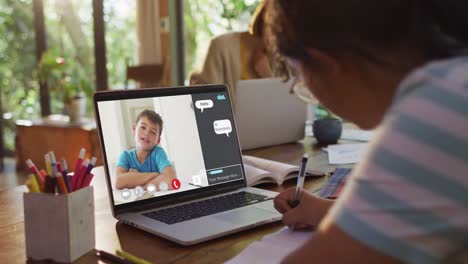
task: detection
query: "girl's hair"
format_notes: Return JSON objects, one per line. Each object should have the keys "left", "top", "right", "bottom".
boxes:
{"left": 265, "top": 0, "right": 468, "bottom": 77}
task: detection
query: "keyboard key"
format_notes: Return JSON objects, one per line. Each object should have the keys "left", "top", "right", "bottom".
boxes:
{"left": 143, "top": 192, "right": 270, "bottom": 224}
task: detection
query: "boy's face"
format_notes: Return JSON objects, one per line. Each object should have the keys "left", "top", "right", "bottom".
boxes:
{"left": 133, "top": 117, "right": 161, "bottom": 151}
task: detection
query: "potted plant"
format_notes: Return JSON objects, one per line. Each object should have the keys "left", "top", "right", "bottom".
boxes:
{"left": 312, "top": 105, "right": 342, "bottom": 145}
{"left": 290, "top": 80, "right": 342, "bottom": 145}
{"left": 38, "top": 49, "right": 92, "bottom": 122}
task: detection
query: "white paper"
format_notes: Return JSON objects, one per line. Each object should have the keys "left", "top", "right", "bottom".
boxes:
{"left": 225, "top": 227, "right": 313, "bottom": 264}
{"left": 341, "top": 128, "right": 374, "bottom": 142}
{"left": 327, "top": 143, "right": 368, "bottom": 164}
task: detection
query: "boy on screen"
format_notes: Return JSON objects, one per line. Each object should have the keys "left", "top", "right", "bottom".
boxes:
{"left": 115, "top": 109, "right": 176, "bottom": 190}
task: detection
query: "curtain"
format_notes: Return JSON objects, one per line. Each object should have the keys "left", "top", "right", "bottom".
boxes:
{"left": 136, "top": 0, "right": 162, "bottom": 64}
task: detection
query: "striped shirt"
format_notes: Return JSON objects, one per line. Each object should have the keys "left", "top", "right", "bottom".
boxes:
{"left": 329, "top": 57, "right": 468, "bottom": 264}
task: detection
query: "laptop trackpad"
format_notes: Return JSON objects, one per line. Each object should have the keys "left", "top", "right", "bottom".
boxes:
{"left": 214, "top": 207, "right": 274, "bottom": 225}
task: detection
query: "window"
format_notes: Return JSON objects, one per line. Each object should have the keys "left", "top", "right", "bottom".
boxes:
{"left": 184, "top": 0, "right": 261, "bottom": 80}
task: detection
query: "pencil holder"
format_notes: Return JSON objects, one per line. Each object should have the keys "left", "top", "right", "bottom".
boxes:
{"left": 23, "top": 186, "right": 95, "bottom": 263}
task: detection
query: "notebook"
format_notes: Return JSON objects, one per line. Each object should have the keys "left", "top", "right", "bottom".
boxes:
{"left": 235, "top": 78, "right": 307, "bottom": 150}
{"left": 226, "top": 227, "right": 313, "bottom": 264}
{"left": 93, "top": 85, "right": 281, "bottom": 245}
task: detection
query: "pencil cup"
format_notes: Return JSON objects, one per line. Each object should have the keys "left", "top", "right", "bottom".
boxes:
{"left": 23, "top": 186, "right": 95, "bottom": 263}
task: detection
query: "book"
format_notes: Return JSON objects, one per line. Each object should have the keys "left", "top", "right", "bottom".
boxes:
{"left": 242, "top": 155, "right": 328, "bottom": 186}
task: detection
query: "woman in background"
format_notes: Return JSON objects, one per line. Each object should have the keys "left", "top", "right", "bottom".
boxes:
{"left": 189, "top": 1, "right": 272, "bottom": 102}
{"left": 267, "top": 0, "right": 468, "bottom": 263}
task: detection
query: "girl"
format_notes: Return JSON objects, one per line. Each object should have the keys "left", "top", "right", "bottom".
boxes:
{"left": 266, "top": 1, "right": 468, "bottom": 263}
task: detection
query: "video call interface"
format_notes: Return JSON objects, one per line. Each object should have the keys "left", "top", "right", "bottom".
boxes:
{"left": 97, "top": 91, "right": 245, "bottom": 206}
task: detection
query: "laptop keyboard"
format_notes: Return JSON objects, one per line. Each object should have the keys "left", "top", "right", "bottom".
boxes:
{"left": 143, "top": 191, "right": 272, "bottom": 225}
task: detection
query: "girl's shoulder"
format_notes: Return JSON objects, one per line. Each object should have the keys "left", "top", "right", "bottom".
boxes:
{"left": 395, "top": 56, "right": 468, "bottom": 102}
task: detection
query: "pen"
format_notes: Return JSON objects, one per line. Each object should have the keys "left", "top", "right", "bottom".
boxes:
{"left": 78, "top": 157, "right": 96, "bottom": 189}
{"left": 26, "top": 174, "right": 40, "bottom": 193}
{"left": 61, "top": 158, "right": 71, "bottom": 192}
{"left": 96, "top": 250, "right": 133, "bottom": 264}
{"left": 290, "top": 153, "right": 309, "bottom": 208}
{"left": 86, "top": 157, "right": 97, "bottom": 175}
{"left": 116, "top": 249, "right": 152, "bottom": 264}
{"left": 45, "top": 154, "right": 52, "bottom": 176}
{"left": 49, "top": 152, "right": 62, "bottom": 193}
{"left": 72, "top": 158, "right": 89, "bottom": 191}
{"left": 44, "top": 173, "right": 56, "bottom": 194}
{"left": 57, "top": 161, "right": 69, "bottom": 193}
{"left": 25, "top": 159, "right": 44, "bottom": 191}
{"left": 74, "top": 148, "right": 86, "bottom": 176}
{"left": 81, "top": 173, "right": 94, "bottom": 188}
{"left": 288, "top": 153, "right": 309, "bottom": 231}
{"left": 61, "top": 158, "right": 68, "bottom": 176}
{"left": 56, "top": 172, "right": 69, "bottom": 194}
{"left": 49, "top": 152, "right": 58, "bottom": 177}
{"left": 40, "top": 168, "right": 53, "bottom": 193}
{"left": 56, "top": 161, "right": 62, "bottom": 176}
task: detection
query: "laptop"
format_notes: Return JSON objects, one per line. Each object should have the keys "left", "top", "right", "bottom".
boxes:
{"left": 93, "top": 85, "right": 281, "bottom": 245}
{"left": 235, "top": 78, "right": 307, "bottom": 150}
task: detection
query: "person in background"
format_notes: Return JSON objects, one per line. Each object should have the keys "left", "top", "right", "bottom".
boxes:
{"left": 189, "top": 0, "right": 272, "bottom": 102}
{"left": 266, "top": 0, "right": 468, "bottom": 263}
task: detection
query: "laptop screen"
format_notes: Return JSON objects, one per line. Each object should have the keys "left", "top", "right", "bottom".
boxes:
{"left": 94, "top": 86, "right": 245, "bottom": 209}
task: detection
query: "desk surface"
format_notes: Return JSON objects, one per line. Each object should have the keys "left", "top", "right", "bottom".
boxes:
{"left": 0, "top": 139, "right": 326, "bottom": 264}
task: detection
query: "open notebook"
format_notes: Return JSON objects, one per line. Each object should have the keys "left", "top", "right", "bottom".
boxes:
{"left": 243, "top": 155, "right": 327, "bottom": 186}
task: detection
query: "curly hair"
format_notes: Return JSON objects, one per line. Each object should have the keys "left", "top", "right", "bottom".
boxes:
{"left": 264, "top": 0, "right": 468, "bottom": 78}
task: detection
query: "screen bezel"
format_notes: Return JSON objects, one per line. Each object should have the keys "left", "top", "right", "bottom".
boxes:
{"left": 93, "top": 85, "right": 247, "bottom": 215}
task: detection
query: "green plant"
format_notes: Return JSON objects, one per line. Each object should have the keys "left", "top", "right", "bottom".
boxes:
{"left": 315, "top": 105, "right": 340, "bottom": 120}
{"left": 38, "top": 49, "right": 92, "bottom": 105}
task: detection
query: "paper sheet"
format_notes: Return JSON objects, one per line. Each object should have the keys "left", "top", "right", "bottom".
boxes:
{"left": 327, "top": 143, "right": 368, "bottom": 164}
{"left": 226, "top": 227, "right": 313, "bottom": 264}
{"left": 341, "top": 128, "right": 374, "bottom": 142}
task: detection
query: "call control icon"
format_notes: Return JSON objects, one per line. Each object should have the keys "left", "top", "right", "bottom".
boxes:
{"left": 121, "top": 188, "right": 131, "bottom": 200}
{"left": 146, "top": 183, "right": 156, "bottom": 193}
{"left": 171, "top": 179, "right": 181, "bottom": 190}
{"left": 159, "top": 181, "right": 169, "bottom": 191}
{"left": 134, "top": 186, "right": 145, "bottom": 198}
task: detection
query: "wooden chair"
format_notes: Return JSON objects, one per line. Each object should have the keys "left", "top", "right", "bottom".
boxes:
{"left": 125, "top": 58, "right": 170, "bottom": 89}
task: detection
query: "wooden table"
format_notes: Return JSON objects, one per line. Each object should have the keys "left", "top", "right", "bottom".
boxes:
{"left": 0, "top": 140, "right": 327, "bottom": 264}
{"left": 15, "top": 117, "right": 102, "bottom": 171}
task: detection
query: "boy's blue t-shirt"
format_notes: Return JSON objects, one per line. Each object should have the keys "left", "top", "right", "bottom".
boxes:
{"left": 117, "top": 146, "right": 172, "bottom": 173}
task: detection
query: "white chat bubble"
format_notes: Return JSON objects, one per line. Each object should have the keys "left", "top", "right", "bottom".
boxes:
{"left": 214, "top": 119, "right": 232, "bottom": 137}
{"left": 195, "top": 100, "right": 214, "bottom": 112}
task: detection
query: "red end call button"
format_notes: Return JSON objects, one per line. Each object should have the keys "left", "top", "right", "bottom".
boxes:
{"left": 171, "top": 179, "right": 181, "bottom": 190}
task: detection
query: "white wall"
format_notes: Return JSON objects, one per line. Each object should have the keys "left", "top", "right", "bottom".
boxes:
{"left": 98, "top": 101, "right": 126, "bottom": 183}
{"left": 157, "top": 95, "right": 208, "bottom": 186}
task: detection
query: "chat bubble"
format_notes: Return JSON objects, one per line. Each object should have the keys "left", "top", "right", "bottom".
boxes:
{"left": 213, "top": 119, "right": 232, "bottom": 137}
{"left": 195, "top": 99, "right": 214, "bottom": 112}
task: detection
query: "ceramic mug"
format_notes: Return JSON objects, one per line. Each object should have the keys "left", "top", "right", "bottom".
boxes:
{"left": 313, "top": 118, "right": 342, "bottom": 145}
